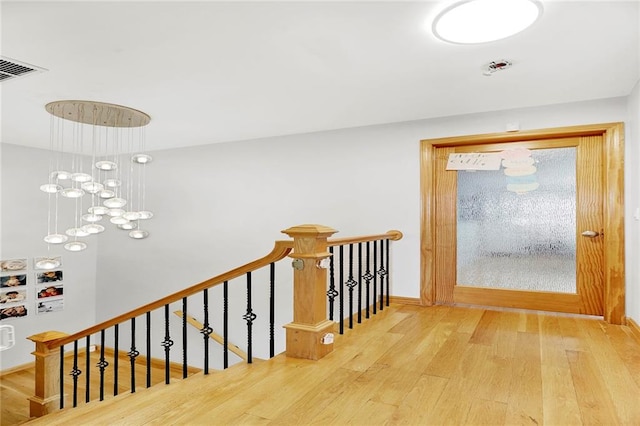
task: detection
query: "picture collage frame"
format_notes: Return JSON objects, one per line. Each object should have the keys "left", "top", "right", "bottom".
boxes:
{"left": 0, "top": 257, "right": 64, "bottom": 320}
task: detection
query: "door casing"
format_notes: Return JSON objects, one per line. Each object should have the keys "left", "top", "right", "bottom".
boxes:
{"left": 420, "top": 123, "right": 625, "bottom": 324}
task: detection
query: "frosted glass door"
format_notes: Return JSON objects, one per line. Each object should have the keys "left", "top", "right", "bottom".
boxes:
{"left": 456, "top": 147, "right": 576, "bottom": 293}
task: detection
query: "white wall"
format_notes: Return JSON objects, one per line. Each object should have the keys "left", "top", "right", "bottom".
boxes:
{"left": 0, "top": 144, "right": 98, "bottom": 370}
{"left": 626, "top": 79, "right": 640, "bottom": 325}
{"left": 95, "top": 96, "right": 634, "bottom": 315}
{"left": 1, "top": 96, "right": 636, "bottom": 370}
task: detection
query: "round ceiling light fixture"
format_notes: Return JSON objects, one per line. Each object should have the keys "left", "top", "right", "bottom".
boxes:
{"left": 432, "top": 0, "right": 543, "bottom": 44}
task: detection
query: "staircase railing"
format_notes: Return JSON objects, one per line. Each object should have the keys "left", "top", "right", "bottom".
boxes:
{"left": 27, "top": 225, "right": 403, "bottom": 417}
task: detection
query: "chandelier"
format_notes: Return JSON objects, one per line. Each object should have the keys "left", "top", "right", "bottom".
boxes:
{"left": 40, "top": 100, "right": 153, "bottom": 254}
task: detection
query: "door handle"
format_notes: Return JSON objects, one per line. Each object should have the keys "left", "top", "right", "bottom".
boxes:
{"left": 581, "top": 230, "right": 600, "bottom": 238}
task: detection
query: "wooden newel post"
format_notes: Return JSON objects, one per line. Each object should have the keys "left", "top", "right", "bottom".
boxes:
{"left": 27, "top": 331, "right": 68, "bottom": 417}
{"left": 282, "top": 224, "right": 338, "bottom": 360}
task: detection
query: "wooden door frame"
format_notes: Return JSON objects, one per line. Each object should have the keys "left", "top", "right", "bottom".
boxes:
{"left": 420, "top": 123, "right": 625, "bottom": 324}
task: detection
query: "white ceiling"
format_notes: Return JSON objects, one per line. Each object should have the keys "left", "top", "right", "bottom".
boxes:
{"left": 1, "top": 1, "right": 639, "bottom": 152}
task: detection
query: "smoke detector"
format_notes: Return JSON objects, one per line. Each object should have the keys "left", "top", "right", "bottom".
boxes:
{"left": 483, "top": 60, "right": 512, "bottom": 76}
{"left": 0, "top": 57, "right": 47, "bottom": 83}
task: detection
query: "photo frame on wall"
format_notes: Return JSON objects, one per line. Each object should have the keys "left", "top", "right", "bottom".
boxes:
{"left": 0, "top": 305, "right": 28, "bottom": 320}
{"left": 0, "top": 289, "right": 27, "bottom": 304}
{"left": 36, "top": 285, "right": 63, "bottom": 299}
{"left": 0, "top": 259, "right": 28, "bottom": 272}
{"left": 0, "top": 274, "right": 27, "bottom": 288}
{"left": 37, "top": 299, "right": 63, "bottom": 314}
{"left": 33, "top": 256, "right": 63, "bottom": 270}
{"left": 35, "top": 270, "right": 63, "bottom": 284}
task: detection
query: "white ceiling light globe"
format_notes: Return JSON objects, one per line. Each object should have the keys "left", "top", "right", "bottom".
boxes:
{"left": 44, "top": 234, "right": 68, "bottom": 244}
{"left": 95, "top": 160, "right": 117, "bottom": 171}
{"left": 64, "top": 241, "right": 87, "bottom": 252}
{"left": 129, "top": 229, "right": 149, "bottom": 239}
{"left": 82, "top": 223, "right": 105, "bottom": 234}
{"left": 60, "top": 187, "right": 85, "bottom": 198}
{"left": 432, "top": 0, "right": 542, "bottom": 44}
{"left": 40, "top": 183, "right": 62, "bottom": 193}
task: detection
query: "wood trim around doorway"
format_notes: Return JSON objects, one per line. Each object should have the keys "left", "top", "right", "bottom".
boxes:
{"left": 419, "top": 122, "right": 625, "bottom": 324}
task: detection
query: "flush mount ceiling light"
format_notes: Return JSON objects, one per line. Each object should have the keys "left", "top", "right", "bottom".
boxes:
{"left": 432, "top": 0, "right": 543, "bottom": 44}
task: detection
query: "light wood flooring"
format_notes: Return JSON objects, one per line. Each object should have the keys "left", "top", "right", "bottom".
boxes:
{"left": 1, "top": 348, "right": 199, "bottom": 426}
{"left": 4, "top": 304, "right": 640, "bottom": 425}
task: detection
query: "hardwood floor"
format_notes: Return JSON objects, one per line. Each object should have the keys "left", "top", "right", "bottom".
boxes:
{"left": 4, "top": 304, "right": 640, "bottom": 425}
{"left": 1, "top": 348, "right": 200, "bottom": 426}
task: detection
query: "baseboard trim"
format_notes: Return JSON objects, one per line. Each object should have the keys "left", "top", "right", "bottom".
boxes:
{"left": 102, "top": 346, "right": 201, "bottom": 375}
{"left": 0, "top": 361, "right": 34, "bottom": 377}
{"left": 0, "top": 345, "right": 94, "bottom": 377}
{"left": 389, "top": 296, "right": 422, "bottom": 306}
{"left": 627, "top": 317, "right": 640, "bottom": 343}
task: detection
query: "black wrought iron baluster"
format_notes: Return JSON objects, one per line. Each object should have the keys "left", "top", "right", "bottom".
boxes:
{"left": 363, "top": 241, "right": 373, "bottom": 319}
{"left": 269, "top": 262, "right": 275, "bottom": 358}
{"left": 346, "top": 244, "right": 357, "bottom": 329}
{"left": 339, "top": 245, "right": 345, "bottom": 334}
{"left": 146, "top": 312, "right": 151, "bottom": 387}
{"left": 70, "top": 340, "right": 81, "bottom": 407}
{"left": 327, "top": 246, "right": 338, "bottom": 321}
{"left": 357, "top": 242, "right": 362, "bottom": 324}
{"left": 223, "top": 281, "right": 229, "bottom": 369}
{"left": 373, "top": 240, "right": 378, "bottom": 315}
{"left": 129, "top": 317, "right": 140, "bottom": 393}
{"left": 59, "top": 346, "right": 64, "bottom": 409}
{"left": 182, "top": 297, "right": 188, "bottom": 379}
{"left": 85, "top": 335, "right": 91, "bottom": 403}
{"left": 113, "top": 324, "right": 119, "bottom": 396}
{"left": 201, "top": 289, "right": 212, "bottom": 375}
{"left": 161, "top": 305, "right": 173, "bottom": 384}
{"left": 378, "top": 239, "right": 389, "bottom": 310}
{"left": 385, "top": 239, "right": 390, "bottom": 306}
{"left": 97, "top": 330, "right": 109, "bottom": 401}
{"left": 243, "top": 272, "right": 257, "bottom": 364}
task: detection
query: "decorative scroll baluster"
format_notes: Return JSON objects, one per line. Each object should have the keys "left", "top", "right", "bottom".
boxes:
{"left": 357, "top": 242, "right": 362, "bottom": 324}
{"left": 223, "top": 281, "right": 229, "bottom": 369}
{"left": 373, "top": 241, "right": 378, "bottom": 315}
{"left": 339, "top": 245, "right": 345, "bottom": 334}
{"left": 363, "top": 241, "right": 373, "bottom": 319}
{"left": 346, "top": 244, "right": 357, "bottom": 329}
{"left": 85, "top": 336, "right": 91, "bottom": 403}
{"left": 269, "top": 262, "right": 275, "bottom": 358}
{"left": 378, "top": 239, "right": 389, "bottom": 310}
{"left": 327, "top": 246, "right": 338, "bottom": 321}
{"left": 161, "top": 305, "right": 174, "bottom": 384}
{"left": 113, "top": 324, "right": 119, "bottom": 396}
{"left": 70, "top": 341, "right": 81, "bottom": 407}
{"left": 243, "top": 272, "right": 257, "bottom": 364}
{"left": 59, "top": 346, "right": 64, "bottom": 409}
{"left": 201, "top": 289, "right": 212, "bottom": 375}
{"left": 385, "top": 239, "right": 390, "bottom": 306}
{"left": 182, "top": 297, "right": 188, "bottom": 379}
{"left": 146, "top": 312, "right": 151, "bottom": 387}
{"left": 97, "top": 330, "right": 109, "bottom": 401}
{"left": 128, "top": 318, "right": 140, "bottom": 393}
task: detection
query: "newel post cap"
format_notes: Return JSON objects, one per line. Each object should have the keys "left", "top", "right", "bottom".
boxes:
{"left": 282, "top": 224, "right": 338, "bottom": 239}
{"left": 27, "top": 331, "right": 68, "bottom": 344}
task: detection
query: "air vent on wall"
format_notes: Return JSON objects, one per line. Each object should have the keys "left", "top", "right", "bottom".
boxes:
{"left": 0, "top": 57, "right": 47, "bottom": 83}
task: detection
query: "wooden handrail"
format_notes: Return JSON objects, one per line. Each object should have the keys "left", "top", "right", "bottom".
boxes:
{"left": 327, "top": 230, "right": 403, "bottom": 246}
{"left": 44, "top": 240, "right": 294, "bottom": 350}
{"left": 41, "top": 229, "right": 403, "bottom": 350}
